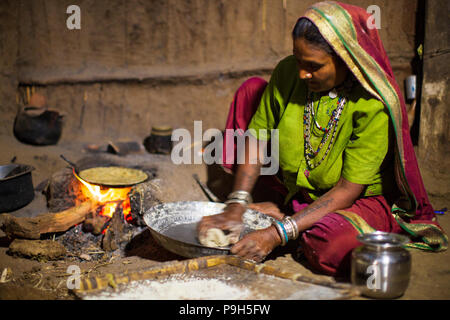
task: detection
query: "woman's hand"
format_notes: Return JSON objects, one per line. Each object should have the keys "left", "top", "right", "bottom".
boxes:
{"left": 197, "top": 202, "right": 284, "bottom": 243}
{"left": 197, "top": 203, "right": 246, "bottom": 242}
{"left": 230, "top": 225, "right": 281, "bottom": 262}
{"left": 248, "top": 202, "right": 285, "bottom": 221}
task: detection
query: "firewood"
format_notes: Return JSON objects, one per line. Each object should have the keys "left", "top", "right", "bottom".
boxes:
{"left": 0, "top": 200, "right": 94, "bottom": 239}
{"left": 45, "top": 168, "right": 86, "bottom": 212}
{"left": 102, "top": 207, "right": 124, "bottom": 252}
{"left": 129, "top": 181, "right": 162, "bottom": 226}
{"left": 8, "top": 239, "right": 66, "bottom": 260}
{"left": 83, "top": 215, "right": 110, "bottom": 235}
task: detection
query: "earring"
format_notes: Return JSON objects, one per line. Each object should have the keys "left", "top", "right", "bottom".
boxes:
{"left": 329, "top": 89, "right": 337, "bottom": 99}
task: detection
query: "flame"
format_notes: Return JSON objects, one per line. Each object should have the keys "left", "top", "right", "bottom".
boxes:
{"left": 123, "top": 199, "right": 132, "bottom": 222}
{"left": 100, "top": 202, "right": 119, "bottom": 219}
{"left": 76, "top": 171, "right": 132, "bottom": 221}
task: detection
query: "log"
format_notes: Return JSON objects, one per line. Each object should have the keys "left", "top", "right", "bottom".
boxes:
{"left": 83, "top": 215, "right": 110, "bottom": 235}
{"left": 0, "top": 200, "right": 94, "bottom": 239}
{"left": 102, "top": 206, "right": 124, "bottom": 252}
{"left": 129, "top": 181, "right": 162, "bottom": 226}
{"left": 8, "top": 239, "right": 66, "bottom": 260}
{"left": 45, "top": 168, "right": 85, "bottom": 212}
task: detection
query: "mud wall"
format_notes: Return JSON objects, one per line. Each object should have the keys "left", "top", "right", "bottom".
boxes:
{"left": 1, "top": 0, "right": 420, "bottom": 143}
{"left": 0, "top": 1, "right": 19, "bottom": 136}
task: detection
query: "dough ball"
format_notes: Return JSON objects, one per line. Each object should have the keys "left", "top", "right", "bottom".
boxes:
{"left": 199, "top": 228, "right": 230, "bottom": 248}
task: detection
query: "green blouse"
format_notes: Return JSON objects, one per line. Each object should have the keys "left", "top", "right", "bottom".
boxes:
{"left": 248, "top": 55, "right": 395, "bottom": 202}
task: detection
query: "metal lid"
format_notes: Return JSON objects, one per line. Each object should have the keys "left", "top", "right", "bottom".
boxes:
{"left": 0, "top": 164, "right": 35, "bottom": 181}
{"left": 357, "top": 231, "right": 410, "bottom": 248}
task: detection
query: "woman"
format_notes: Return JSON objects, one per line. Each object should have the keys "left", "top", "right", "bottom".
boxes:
{"left": 198, "top": 1, "right": 447, "bottom": 276}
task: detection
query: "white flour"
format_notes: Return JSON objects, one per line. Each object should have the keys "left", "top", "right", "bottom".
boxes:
{"left": 85, "top": 276, "right": 252, "bottom": 300}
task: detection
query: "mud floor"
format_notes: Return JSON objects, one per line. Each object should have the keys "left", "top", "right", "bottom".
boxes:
{"left": 0, "top": 134, "right": 449, "bottom": 300}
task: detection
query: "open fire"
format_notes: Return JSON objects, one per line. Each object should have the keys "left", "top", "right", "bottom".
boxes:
{"left": 0, "top": 156, "right": 160, "bottom": 262}
{"left": 57, "top": 168, "right": 144, "bottom": 255}
{"left": 76, "top": 172, "right": 133, "bottom": 228}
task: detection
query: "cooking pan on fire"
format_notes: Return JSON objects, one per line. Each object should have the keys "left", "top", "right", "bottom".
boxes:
{"left": 60, "top": 155, "right": 148, "bottom": 188}
{"left": 143, "top": 201, "right": 274, "bottom": 258}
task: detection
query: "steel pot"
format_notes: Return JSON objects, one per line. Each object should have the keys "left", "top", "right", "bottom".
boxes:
{"left": 351, "top": 231, "right": 411, "bottom": 299}
{"left": 0, "top": 164, "right": 35, "bottom": 212}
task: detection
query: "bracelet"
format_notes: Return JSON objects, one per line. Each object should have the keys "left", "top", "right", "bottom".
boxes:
{"left": 283, "top": 216, "right": 299, "bottom": 240}
{"left": 272, "top": 217, "right": 299, "bottom": 246}
{"left": 224, "top": 199, "right": 248, "bottom": 207}
{"left": 283, "top": 218, "right": 294, "bottom": 240}
{"left": 273, "top": 221, "right": 288, "bottom": 246}
{"left": 227, "top": 190, "right": 253, "bottom": 205}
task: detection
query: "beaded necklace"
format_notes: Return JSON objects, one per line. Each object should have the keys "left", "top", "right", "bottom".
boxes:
{"left": 303, "top": 91, "right": 346, "bottom": 174}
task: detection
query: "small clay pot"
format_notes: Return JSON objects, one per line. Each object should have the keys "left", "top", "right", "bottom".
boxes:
{"left": 143, "top": 126, "right": 173, "bottom": 155}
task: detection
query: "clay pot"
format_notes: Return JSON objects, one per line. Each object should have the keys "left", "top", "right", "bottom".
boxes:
{"left": 143, "top": 126, "right": 173, "bottom": 155}
{"left": 13, "top": 106, "right": 64, "bottom": 146}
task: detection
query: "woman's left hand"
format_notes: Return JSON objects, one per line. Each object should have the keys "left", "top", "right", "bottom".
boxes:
{"left": 230, "top": 225, "right": 282, "bottom": 263}
{"left": 248, "top": 202, "right": 285, "bottom": 221}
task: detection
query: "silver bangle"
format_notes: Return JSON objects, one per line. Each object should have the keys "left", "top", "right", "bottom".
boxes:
{"left": 224, "top": 199, "right": 248, "bottom": 207}
{"left": 283, "top": 216, "right": 299, "bottom": 240}
{"left": 283, "top": 219, "right": 295, "bottom": 240}
{"left": 227, "top": 190, "right": 253, "bottom": 204}
{"left": 273, "top": 221, "right": 287, "bottom": 246}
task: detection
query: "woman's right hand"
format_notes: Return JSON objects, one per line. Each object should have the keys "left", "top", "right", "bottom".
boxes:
{"left": 197, "top": 203, "right": 247, "bottom": 243}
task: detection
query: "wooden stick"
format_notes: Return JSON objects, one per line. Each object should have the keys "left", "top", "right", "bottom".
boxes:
{"left": 0, "top": 201, "right": 94, "bottom": 239}
{"left": 26, "top": 86, "right": 30, "bottom": 105}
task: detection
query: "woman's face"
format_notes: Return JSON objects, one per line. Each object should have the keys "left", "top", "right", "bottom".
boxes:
{"left": 293, "top": 37, "right": 348, "bottom": 93}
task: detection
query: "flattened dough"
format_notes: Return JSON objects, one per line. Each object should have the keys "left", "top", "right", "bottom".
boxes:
{"left": 78, "top": 167, "right": 147, "bottom": 186}
{"left": 198, "top": 228, "right": 231, "bottom": 248}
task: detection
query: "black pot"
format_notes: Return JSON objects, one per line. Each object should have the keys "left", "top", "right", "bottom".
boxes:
{"left": 0, "top": 164, "right": 35, "bottom": 212}
{"left": 13, "top": 106, "right": 64, "bottom": 146}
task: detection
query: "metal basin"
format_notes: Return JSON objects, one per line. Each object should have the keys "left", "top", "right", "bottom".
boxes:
{"left": 143, "top": 201, "right": 274, "bottom": 258}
